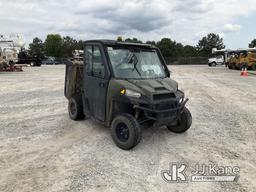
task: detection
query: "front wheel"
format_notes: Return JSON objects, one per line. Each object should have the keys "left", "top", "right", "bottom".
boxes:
{"left": 167, "top": 107, "right": 192, "bottom": 133}
{"left": 111, "top": 114, "right": 141, "bottom": 150}
{"left": 68, "top": 95, "right": 84, "bottom": 120}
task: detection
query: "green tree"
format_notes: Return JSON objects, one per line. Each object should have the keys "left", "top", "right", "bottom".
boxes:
{"left": 183, "top": 45, "right": 198, "bottom": 57}
{"left": 77, "top": 40, "right": 84, "bottom": 50}
{"left": 174, "top": 43, "right": 184, "bottom": 57}
{"left": 156, "top": 38, "right": 181, "bottom": 58}
{"left": 249, "top": 39, "right": 256, "bottom": 48}
{"left": 44, "top": 34, "right": 62, "bottom": 57}
{"left": 28, "top": 37, "right": 44, "bottom": 58}
{"left": 61, "top": 36, "right": 84, "bottom": 57}
{"left": 156, "top": 38, "right": 173, "bottom": 57}
{"left": 145, "top": 41, "right": 156, "bottom": 45}
{"left": 197, "top": 33, "right": 225, "bottom": 56}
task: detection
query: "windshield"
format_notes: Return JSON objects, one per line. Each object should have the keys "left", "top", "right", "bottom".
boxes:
{"left": 107, "top": 47, "right": 167, "bottom": 79}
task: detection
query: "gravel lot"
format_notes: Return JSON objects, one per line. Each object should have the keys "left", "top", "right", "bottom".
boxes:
{"left": 0, "top": 65, "right": 255, "bottom": 192}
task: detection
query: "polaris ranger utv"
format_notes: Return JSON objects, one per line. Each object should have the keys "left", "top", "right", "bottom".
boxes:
{"left": 64, "top": 40, "right": 192, "bottom": 150}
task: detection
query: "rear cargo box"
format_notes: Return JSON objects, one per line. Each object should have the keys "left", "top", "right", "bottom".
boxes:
{"left": 64, "top": 60, "right": 84, "bottom": 99}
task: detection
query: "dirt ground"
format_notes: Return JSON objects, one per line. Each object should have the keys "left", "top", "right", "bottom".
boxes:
{"left": 0, "top": 65, "right": 255, "bottom": 192}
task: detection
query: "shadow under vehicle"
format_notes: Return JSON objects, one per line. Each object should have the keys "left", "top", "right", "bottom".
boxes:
{"left": 64, "top": 40, "right": 192, "bottom": 150}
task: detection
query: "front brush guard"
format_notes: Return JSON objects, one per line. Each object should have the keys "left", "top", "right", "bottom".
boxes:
{"left": 134, "top": 98, "right": 189, "bottom": 124}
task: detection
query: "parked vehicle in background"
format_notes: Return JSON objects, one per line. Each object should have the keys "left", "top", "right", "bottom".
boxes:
{"left": 72, "top": 50, "right": 83, "bottom": 61}
{"left": 227, "top": 53, "right": 238, "bottom": 69}
{"left": 0, "top": 47, "right": 22, "bottom": 71}
{"left": 0, "top": 34, "right": 25, "bottom": 71}
{"left": 0, "top": 47, "right": 4, "bottom": 70}
{"left": 212, "top": 47, "right": 256, "bottom": 70}
{"left": 17, "top": 50, "right": 42, "bottom": 66}
{"left": 208, "top": 55, "right": 224, "bottom": 66}
{"left": 42, "top": 57, "right": 60, "bottom": 65}
{"left": 0, "top": 47, "right": 19, "bottom": 70}
{"left": 227, "top": 49, "right": 256, "bottom": 70}
{"left": 248, "top": 53, "right": 256, "bottom": 70}
{"left": 0, "top": 46, "right": 18, "bottom": 65}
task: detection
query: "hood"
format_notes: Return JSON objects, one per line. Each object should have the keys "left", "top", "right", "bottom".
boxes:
{"left": 116, "top": 78, "right": 178, "bottom": 101}
{"left": 128, "top": 78, "right": 178, "bottom": 92}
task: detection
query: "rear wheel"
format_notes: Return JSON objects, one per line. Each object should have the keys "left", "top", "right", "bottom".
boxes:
{"left": 167, "top": 107, "right": 192, "bottom": 133}
{"left": 68, "top": 95, "right": 84, "bottom": 120}
{"left": 36, "top": 63, "right": 42, "bottom": 67}
{"left": 232, "top": 63, "right": 236, "bottom": 70}
{"left": 240, "top": 63, "right": 248, "bottom": 70}
{"left": 30, "top": 61, "right": 35, "bottom": 67}
{"left": 111, "top": 114, "right": 141, "bottom": 150}
{"left": 9, "top": 61, "right": 15, "bottom": 69}
{"left": 252, "top": 63, "right": 256, "bottom": 71}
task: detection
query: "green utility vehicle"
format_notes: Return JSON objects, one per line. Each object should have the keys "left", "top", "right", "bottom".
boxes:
{"left": 65, "top": 40, "right": 192, "bottom": 150}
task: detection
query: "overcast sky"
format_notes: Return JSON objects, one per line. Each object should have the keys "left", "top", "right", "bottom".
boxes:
{"left": 1, "top": 0, "right": 256, "bottom": 49}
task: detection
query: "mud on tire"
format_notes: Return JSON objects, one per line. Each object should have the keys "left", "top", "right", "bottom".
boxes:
{"left": 68, "top": 95, "right": 85, "bottom": 120}
{"left": 167, "top": 107, "right": 192, "bottom": 133}
{"left": 111, "top": 114, "right": 141, "bottom": 150}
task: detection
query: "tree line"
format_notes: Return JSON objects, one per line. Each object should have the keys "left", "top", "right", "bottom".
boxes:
{"left": 27, "top": 34, "right": 84, "bottom": 59}
{"left": 27, "top": 33, "right": 256, "bottom": 60}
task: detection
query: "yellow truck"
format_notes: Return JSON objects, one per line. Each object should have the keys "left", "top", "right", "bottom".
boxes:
{"left": 242, "top": 52, "right": 256, "bottom": 70}
{"left": 227, "top": 50, "right": 256, "bottom": 70}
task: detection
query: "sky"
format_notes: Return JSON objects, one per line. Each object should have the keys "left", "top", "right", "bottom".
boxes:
{"left": 1, "top": 0, "right": 256, "bottom": 49}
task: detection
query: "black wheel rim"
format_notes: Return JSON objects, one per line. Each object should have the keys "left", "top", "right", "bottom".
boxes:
{"left": 70, "top": 102, "right": 76, "bottom": 115}
{"left": 116, "top": 123, "right": 129, "bottom": 142}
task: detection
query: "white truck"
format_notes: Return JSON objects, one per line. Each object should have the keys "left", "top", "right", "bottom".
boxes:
{"left": 0, "top": 34, "right": 24, "bottom": 71}
{"left": 1, "top": 47, "right": 18, "bottom": 64}
{"left": 208, "top": 55, "right": 224, "bottom": 66}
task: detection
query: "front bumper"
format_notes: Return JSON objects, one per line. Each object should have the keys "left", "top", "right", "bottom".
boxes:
{"left": 133, "top": 91, "right": 188, "bottom": 124}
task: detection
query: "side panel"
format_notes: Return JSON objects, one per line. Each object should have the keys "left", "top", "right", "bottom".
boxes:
{"left": 83, "top": 76, "right": 109, "bottom": 121}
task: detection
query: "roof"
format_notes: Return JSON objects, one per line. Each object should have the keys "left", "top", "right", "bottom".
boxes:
{"left": 213, "top": 48, "right": 256, "bottom": 54}
{"left": 84, "top": 39, "right": 155, "bottom": 48}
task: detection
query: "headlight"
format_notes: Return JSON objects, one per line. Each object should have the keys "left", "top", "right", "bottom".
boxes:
{"left": 120, "top": 89, "right": 141, "bottom": 98}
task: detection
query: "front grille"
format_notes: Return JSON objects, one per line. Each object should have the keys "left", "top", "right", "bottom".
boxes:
{"left": 137, "top": 99, "right": 180, "bottom": 121}
{"left": 156, "top": 101, "right": 178, "bottom": 110}
{"left": 159, "top": 111, "right": 176, "bottom": 118}
{"left": 153, "top": 93, "right": 175, "bottom": 100}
